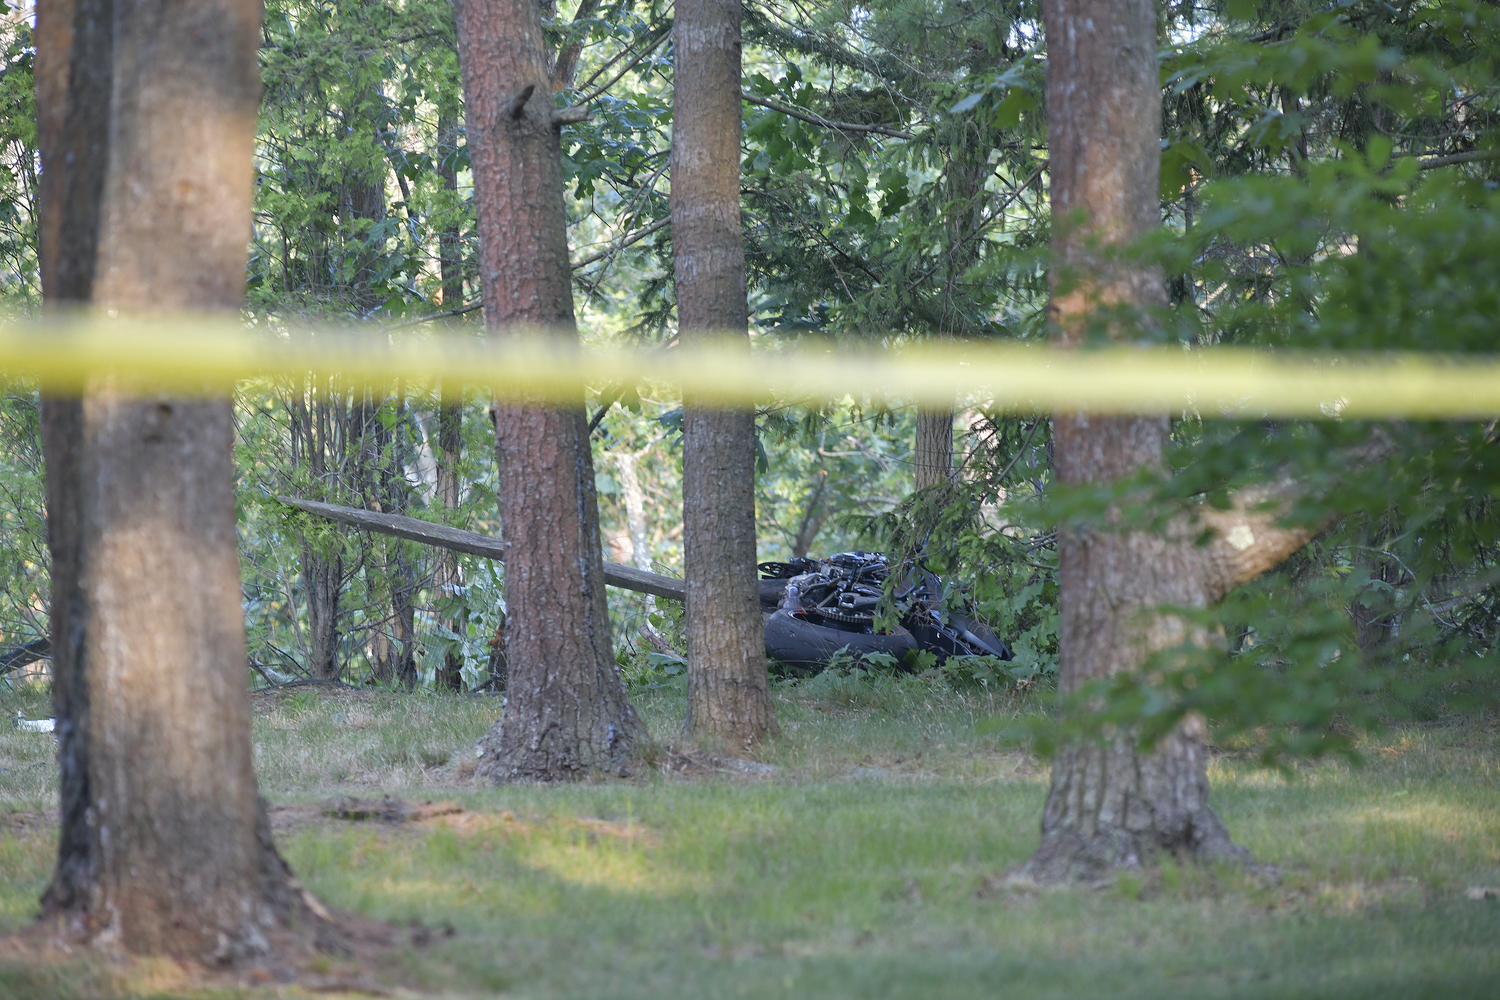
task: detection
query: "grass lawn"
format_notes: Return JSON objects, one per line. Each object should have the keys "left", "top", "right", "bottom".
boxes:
{"left": 1, "top": 671, "right": 1498, "bottom": 998}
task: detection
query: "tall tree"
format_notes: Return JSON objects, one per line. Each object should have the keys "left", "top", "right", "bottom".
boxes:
{"left": 673, "top": 0, "right": 775, "bottom": 746}
{"left": 454, "top": 0, "right": 642, "bottom": 779}
{"left": 1016, "top": 0, "right": 1325, "bottom": 882}
{"left": 35, "top": 0, "right": 323, "bottom": 956}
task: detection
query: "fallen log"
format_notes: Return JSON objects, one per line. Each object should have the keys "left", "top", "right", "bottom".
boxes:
{"left": 276, "top": 495, "right": 687, "bottom": 602}
{"left": 0, "top": 638, "right": 49, "bottom": 677}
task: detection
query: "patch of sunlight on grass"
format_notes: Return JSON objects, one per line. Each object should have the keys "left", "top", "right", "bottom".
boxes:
{"left": 1351, "top": 801, "right": 1493, "bottom": 829}
{"left": 4, "top": 680, "right": 1500, "bottom": 998}
{"left": 517, "top": 837, "right": 698, "bottom": 894}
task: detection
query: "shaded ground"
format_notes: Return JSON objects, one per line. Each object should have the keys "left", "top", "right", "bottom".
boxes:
{"left": 1, "top": 673, "right": 1497, "bottom": 998}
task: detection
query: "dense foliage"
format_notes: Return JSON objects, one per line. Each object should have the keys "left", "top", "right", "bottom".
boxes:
{"left": 0, "top": 0, "right": 1495, "bottom": 760}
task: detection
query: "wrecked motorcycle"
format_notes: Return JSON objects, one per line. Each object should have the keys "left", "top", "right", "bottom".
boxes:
{"left": 757, "top": 551, "right": 1010, "bottom": 675}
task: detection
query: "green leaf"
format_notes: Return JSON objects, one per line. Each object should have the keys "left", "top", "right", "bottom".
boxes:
{"left": 1161, "top": 140, "right": 1210, "bottom": 197}
{"left": 878, "top": 166, "right": 909, "bottom": 216}
{"left": 990, "top": 89, "right": 1036, "bottom": 129}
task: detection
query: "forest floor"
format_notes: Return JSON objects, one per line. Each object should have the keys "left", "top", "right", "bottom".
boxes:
{"left": 0, "top": 671, "right": 1497, "bottom": 998}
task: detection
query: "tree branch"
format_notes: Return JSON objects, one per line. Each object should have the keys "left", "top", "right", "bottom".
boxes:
{"left": 575, "top": 25, "right": 672, "bottom": 106}
{"left": 0, "top": 638, "right": 49, "bottom": 677}
{"left": 1417, "top": 149, "right": 1500, "bottom": 170}
{"left": 741, "top": 91, "right": 917, "bottom": 141}
{"left": 277, "top": 495, "right": 687, "bottom": 601}
{"left": 1196, "top": 428, "right": 1398, "bottom": 599}
{"left": 380, "top": 218, "right": 672, "bottom": 330}
{"left": 551, "top": 0, "right": 602, "bottom": 90}
{"left": 380, "top": 301, "right": 483, "bottom": 330}
{"left": 572, "top": 216, "right": 670, "bottom": 269}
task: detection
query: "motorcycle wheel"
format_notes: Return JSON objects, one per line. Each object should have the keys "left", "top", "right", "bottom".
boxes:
{"left": 763, "top": 609, "right": 919, "bottom": 676}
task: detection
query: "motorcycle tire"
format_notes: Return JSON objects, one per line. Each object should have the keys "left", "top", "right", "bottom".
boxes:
{"left": 763, "top": 609, "right": 918, "bottom": 676}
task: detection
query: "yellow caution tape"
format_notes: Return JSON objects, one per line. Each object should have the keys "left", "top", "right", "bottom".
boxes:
{"left": 0, "top": 315, "right": 1497, "bottom": 418}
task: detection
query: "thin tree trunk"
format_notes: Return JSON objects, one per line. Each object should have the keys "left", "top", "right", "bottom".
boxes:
{"left": 355, "top": 389, "right": 400, "bottom": 684}
{"left": 551, "top": 0, "right": 601, "bottom": 91}
{"left": 299, "top": 380, "right": 344, "bottom": 681}
{"left": 615, "top": 451, "right": 653, "bottom": 575}
{"left": 791, "top": 467, "right": 828, "bottom": 559}
{"left": 35, "top": 0, "right": 322, "bottom": 957}
{"left": 303, "top": 539, "right": 343, "bottom": 680}
{"left": 673, "top": 0, "right": 775, "bottom": 748}
{"left": 913, "top": 119, "right": 989, "bottom": 496}
{"left": 434, "top": 105, "right": 466, "bottom": 691}
{"left": 913, "top": 406, "right": 955, "bottom": 491}
{"left": 378, "top": 393, "right": 418, "bottom": 688}
{"left": 454, "top": 0, "right": 642, "bottom": 778}
{"left": 615, "top": 449, "right": 678, "bottom": 655}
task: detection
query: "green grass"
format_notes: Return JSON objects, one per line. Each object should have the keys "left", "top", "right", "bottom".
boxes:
{"left": 2, "top": 674, "right": 1499, "bottom": 998}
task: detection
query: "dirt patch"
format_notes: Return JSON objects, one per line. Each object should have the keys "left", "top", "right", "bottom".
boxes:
{"left": 271, "top": 796, "right": 658, "bottom": 846}
{"left": 323, "top": 796, "right": 464, "bottom": 823}
{"left": 654, "top": 746, "right": 782, "bottom": 779}
{"left": 269, "top": 796, "right": 462, "bottom": 836}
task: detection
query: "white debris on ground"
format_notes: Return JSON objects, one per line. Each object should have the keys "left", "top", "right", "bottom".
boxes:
{"left": 12, "top": 712, "right": 54, "bottom": 733}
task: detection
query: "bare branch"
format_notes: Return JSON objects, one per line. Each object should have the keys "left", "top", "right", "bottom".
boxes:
{"left": 741, "top": 91, "right": 917, "bottom": 142}
{"left": 1418, "top": 149, "right": 1500, "bottom": 170}
{"left": 551, "top": 104, "right": 593, "bottom": 125}
{"left": 380, "top": 301, "right": 483, "bottom": 330}
{"left": 1196, "top": 428, "right": 1398, "bottom": 598}
{"left": 572, "top": 216, "right": 670, "bottom": 269}
{"left": 575, "top": 26, "right": 672, "bottom": 106}
{"left": 508, "top": 83, "right": 536, "bottom": 120}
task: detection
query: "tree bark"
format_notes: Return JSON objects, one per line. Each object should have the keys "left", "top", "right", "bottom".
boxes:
{"left": 303, "top": 534, "right": 343, "bottom": 680}
{"left": 672, "top": 0, "right": 775, "bottom": 748}
{"left": 454, "top": 0, "right": 642, "bottom": 779}
{"left": 34, "top": 0, "right": 322, "bottom": 957}
{"left": 913, "top": 405, "right": 955, "bottom": 491}
{"left": 1018, "top": 0, "right": 1253, "bottom": 883}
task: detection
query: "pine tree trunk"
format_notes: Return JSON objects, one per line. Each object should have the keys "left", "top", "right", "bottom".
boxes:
{"left": 35, "top": 0, "right": 322, "bottom": 957}
{"left": 363, "top": 392, "right": 418, "bottom": 688}
{"left": 1019, "top": 0, "right": 1231, "bottom": 882}
{"left": 454, "top": 0, "right": 642, "bottom": 778}
{"left": 1018, "top": 0, "right": 1299, "bottom": 882}
{"left": 673, "top": 0, "right": 775, "bottom": 748}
